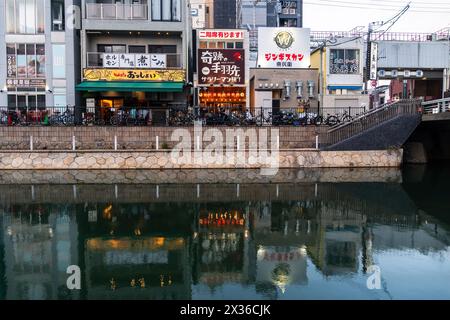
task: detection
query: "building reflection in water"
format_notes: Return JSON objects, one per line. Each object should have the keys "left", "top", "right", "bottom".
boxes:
{"left": 0, "top": 179, "right": 449, "bottom": 300}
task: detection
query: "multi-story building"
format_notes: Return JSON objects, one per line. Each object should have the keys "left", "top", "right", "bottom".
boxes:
{"left": 0, "top": 0, "right": 81, "bottom": 109}
{"left": 76, "top": 0, "right": 192, "bottom": 124}
{"left": 213, "top": 0, "right": 240, "bottom": 29}
{"left": 267, "top": 0, "right": 303, "bottom": 28}
{"left": 240, "top": 0, "right": 303, "bottom": 63}
{"left": 311, "top": 37, "right": 369, "bottom": 113}
{"left": 190, "top": 0, "right": 214, "bottom": 30}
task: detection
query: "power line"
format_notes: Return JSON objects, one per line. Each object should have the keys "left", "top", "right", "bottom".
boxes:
{"left": 302, "top": 1, "right": 450, "bottom": 13}
{"left": 199, "top": 0, "right": 450, "bottom": 13}
{"left": 314, "top": 0, "right": 450, "bottom": 10}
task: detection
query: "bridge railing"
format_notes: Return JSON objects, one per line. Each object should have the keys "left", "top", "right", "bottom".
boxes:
{"left": 422, "top": 98, "right": 450, "bottom": 114}
{"left": 320, "top": 99, "right": 422, "bottom": 148}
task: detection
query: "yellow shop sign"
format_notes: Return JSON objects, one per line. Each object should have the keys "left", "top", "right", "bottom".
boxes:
{"left": 83, "top": 68, "right": 186, "bottom": 82}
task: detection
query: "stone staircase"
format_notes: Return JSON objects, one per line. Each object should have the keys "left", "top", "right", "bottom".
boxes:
{"left": 320, "top": 99, "right": 423, "bottom": 151}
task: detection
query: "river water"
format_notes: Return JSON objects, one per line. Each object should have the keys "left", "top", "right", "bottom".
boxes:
{"left": 0, "top": 166, "right": 449, "bottom": 300}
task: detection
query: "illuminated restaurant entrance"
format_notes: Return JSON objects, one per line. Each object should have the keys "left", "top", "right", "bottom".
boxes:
{"left": 199, "top": 87, "right": 247, "bottom": 113}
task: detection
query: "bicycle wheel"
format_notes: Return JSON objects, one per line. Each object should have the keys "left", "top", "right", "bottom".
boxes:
{"left": 326, "top": 115, "right": 339, "bottom": 126}
{"left": 110, "top": 116, "right": 120, "bottom": 126}
{"left": 314, "top": 116, "right": 324, "bottom": 126}
{"left": 342, "top": 115, "right": 353, "bottom": 123}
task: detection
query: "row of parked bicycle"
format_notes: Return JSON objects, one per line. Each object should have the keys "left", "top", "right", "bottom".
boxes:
{"left": 170, "top": 110, "right": 358, "bottom": 127}
{"left": 1, "top": 108, "right": 364, "bottom": 127}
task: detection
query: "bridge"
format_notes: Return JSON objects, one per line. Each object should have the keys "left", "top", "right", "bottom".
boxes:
{"left": 319, "top": 99, "right": 422, "bottom": 151}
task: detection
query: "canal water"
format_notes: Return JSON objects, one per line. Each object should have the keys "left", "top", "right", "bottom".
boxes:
{"left": 0, "top": 166, "right": 449, "bottom": 300}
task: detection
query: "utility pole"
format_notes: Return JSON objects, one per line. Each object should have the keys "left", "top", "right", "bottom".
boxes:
{"left": 365, "top": 23, "right": 376, "bottom": 93}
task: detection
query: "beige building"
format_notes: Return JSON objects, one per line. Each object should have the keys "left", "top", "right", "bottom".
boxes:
{"left": 250, "top": 68, "right": 319, "bottom": 116}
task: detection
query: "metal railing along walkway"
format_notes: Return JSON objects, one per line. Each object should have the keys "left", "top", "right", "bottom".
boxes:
{"left": 320, "top": 99, "right": 423, "bottom": 148}
{"left": 422, "top": 98, "right": 450, "bottom": 115}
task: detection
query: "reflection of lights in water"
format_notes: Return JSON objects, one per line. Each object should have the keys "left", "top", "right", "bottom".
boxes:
{"left": 110, "top": 278, "right": 117, "bottom": 290}
{"left": 103, "top": 204, "right": 113, "bottom": 220}
{"left": 271, "top": 263, "right": 291, "bottom": 294}
{"left": 244, "top": 230, "right": 249, "bottom": 239}
{"left": 193, "top": 232, "right": 198, "bottom": 239}
{"left": 7, "top": 226, "right": 12, "bottom": 236}
{"left": 202, "top": 239, "right": 210, "bottom": 250}
{"left": 48, "top": 227, "right": 53, "bottom": 238}
{"left": 300, "top": 245, "right": 307, "bottom": 256}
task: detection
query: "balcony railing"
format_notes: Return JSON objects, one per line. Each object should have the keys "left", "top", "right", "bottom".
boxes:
{"left": 86, "top": 3, "right": 148, "bottom": 20}
{"left": 86, "top": 52, "right": 183, "bottom": 69}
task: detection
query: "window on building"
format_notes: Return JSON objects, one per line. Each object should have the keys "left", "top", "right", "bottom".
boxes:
{"left": 97, "top": 45, "right": 127, "bottom": 53}
{"left": 279, "top": 18, "right": 297, "bottom": 27}
{"left": 148, "top": 45, "right": 177, "bottom": 54}
{"left": 226, "top": 42, "right": 235, "bottom": 49}
{"left": 6, "top": 43, "right": 46, "bottom": 79}
{"left": 129, "top": 46, "right": 146, "bottom": 54}
{"left": 235, "top": 42, "right": 244, "bottom": 49}
{"left": 329, "top": 49, "right": 360, "bottom": 74}
{"left": 51, "top": 0, "right": 65, "bottom": 31}
{"left": 151, "top": 0, "right": 181, "bottom": 21}
{"left": 7, "top": 94, "right": 46, "bottom": 109}
{"left": 199, "top": 41, "right": 208, "bottom": 49}
{"left": 149, "top": 45, "right": 177, "bottom": 68}
{"left": 52, "top": 44, "right": 66, "bottom": 78}
{"left": 6, "top": 0, "right": 45, "bottom": 34}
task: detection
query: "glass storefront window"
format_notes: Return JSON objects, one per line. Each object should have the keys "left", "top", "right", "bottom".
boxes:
{"left": 6, "top": 43, "right": 46, "bottom": 79}
{"left": 7, "top": 94, "right": 46, "bottom": 109}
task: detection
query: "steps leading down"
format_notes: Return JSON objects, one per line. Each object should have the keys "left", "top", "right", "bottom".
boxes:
{"left": 320, "top": 99, "right": 423, "bottom": 151}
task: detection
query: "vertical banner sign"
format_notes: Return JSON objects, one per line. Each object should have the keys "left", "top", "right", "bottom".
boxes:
{"left": 198, "top": 49, "right": 245, "bottom": 85}
{"left": 370, "top": 42, "right": 378, "bottom": 81}
{"left": 119, "top": 54, "right": 136, "bottom": 68}
{"left": 7, "top": 55, "right": 16, "bottom": 77}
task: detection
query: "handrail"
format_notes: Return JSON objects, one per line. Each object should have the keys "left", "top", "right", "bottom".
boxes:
{"left": 422, "top": 98, "right": 450, "bottom": 114}
{"left": 320, "top": 99, "right": 422, "bottom": 148}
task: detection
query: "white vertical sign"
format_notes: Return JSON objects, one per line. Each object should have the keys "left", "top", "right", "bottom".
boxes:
{"left": 370, "top": 42, "right": 378, "bottom": 81}
{"left": 150, "top": 54, "right": 167, "bottom": 68}
{"left": 119, "top": 54, "right": 136, "bottom": 68}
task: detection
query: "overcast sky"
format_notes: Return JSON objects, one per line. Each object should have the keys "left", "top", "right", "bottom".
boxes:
{"left": 302, "top": 0, "right": 450, "bottom": 33}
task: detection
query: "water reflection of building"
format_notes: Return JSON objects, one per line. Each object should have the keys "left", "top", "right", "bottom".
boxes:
{"left": 79, "top": 202, "right": 194, "bottom": 300}
{"left": 1, "top": 204, "right": 79, "bottom": 300}
{"left": 192, "top": 204, "right": 255, "bottom": 290}
{"left": 253, "top": 201, "right": 311, "bottom": 296}
{"left": 307, "top": 203, "right": 366, "bottom": 276}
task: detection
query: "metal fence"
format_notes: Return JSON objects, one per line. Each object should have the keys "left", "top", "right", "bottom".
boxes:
{"left": 422, "top": 98, "right": 450, "bottom": 114}
{"left": 0, "top": 106, "right": 368, "bottom": 127}
{"left": 86, "top": 3, "right": 148, "bottom": 20}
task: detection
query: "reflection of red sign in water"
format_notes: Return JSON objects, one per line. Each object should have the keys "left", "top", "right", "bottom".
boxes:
{"left": 198, "top": 49, "right": 245, "bottom": 85}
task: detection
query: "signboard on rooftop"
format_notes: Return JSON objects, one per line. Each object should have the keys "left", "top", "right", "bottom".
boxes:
{"left": 257, "top": 27, "right": 311, "bottom": 69}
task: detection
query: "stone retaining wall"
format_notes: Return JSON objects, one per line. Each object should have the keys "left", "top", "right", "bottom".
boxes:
{"left": 0, "top": 126, "right": 326, "bottom": 150}
{"left": 0, "top": 149, "right": 403, "bottom": 170}
{"left": 0, "top": 168, "right": 402, "bottom": 185}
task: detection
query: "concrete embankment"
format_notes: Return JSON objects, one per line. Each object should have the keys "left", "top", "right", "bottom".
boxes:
{"left": 0, "top": 149, "right": 403, "bottom": 170}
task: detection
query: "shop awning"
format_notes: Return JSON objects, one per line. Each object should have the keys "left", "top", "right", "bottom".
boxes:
{"left": 76, "top": 81, "right": 185, "bottom": 92}
{"left": 327, "top": 85, "right": 363, "bottom": 91}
